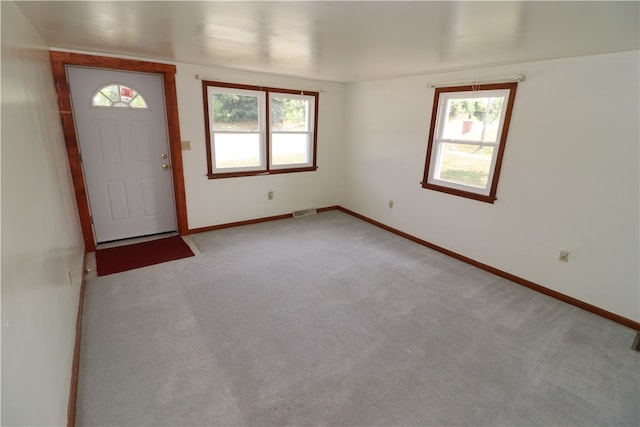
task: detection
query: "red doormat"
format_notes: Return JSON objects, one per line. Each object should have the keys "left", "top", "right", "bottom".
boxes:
{"left": 96, "top": 235, "right": 195, "bottom": 276}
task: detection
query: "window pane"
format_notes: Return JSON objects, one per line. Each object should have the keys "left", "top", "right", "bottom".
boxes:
{"left": 92, "top": 92, "right": 112, "bottom": 107}
{"left": 101, "top": 85, "right": 119, "bottom": 102}
{"left": 270, "top": 97, "right": 309, "bottom": 131}
{"left": 213, "top": 133, "right": 261, "bottom": 169}
{"left": 119, "top": 85, "right": 135, "bottom": 103}
{"left": 129, "top": 95, "right": 148, "bottom": 109}
{"left": 271, "top": 133, "right": 309, "bottom": 165}
{"left": 441, "top": 96, "right": 505, "bottom": 143}
{"left": 212, "top": 93, "right": 259, "bottom": 131}
{"left": 436, "top": 143, "right": 494, "bottom": 189}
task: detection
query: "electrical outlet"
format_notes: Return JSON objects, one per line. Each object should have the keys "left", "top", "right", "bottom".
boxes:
{"left": 181, "top": 140, "right": 191, "bottom": 150}
{"left": 388, "top": 200, "right": 394, "bottom": 208}
{"left": 268, "top": 191, "right": 274, "bottom": 200}
{"left": 559, "top": 249, "right": 569, "bottom": 262}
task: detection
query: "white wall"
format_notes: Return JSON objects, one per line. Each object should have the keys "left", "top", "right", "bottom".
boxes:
{"left": 175, "top": 64, "right": 345, "bottom": 229}
{"left": 341, "top": 51, "right": 640, "bottom": 323}
{"left": 1, "top": 1, "right": 85, "bottom": 425}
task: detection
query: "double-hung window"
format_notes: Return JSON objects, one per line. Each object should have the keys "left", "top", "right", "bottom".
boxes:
{"left": 203, "top": 81, "right": 319, "bottom": 178}
{"left": 422, "top": 82, "right": 518, "bottom": 203}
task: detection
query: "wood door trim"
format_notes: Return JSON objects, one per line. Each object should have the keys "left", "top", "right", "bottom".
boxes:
{"left": 66, "top": 253, "right": 87, "bottom": 427}
{"left": 50, "top": 51, "right": 188, "bottom": 252}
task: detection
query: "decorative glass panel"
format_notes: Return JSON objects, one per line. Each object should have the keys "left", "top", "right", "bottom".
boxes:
{"left": 92, "top": 92, "right": 112, "bottom": 107}
{"left": 91, "top": 83, "right": 148, "bottom": 109}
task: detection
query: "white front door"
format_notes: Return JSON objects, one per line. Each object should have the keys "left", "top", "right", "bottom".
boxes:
{"left": 67, "top": 66, "right": 177, "bottom": 243}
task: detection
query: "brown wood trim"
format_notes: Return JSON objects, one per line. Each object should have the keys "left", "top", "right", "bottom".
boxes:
{"left": 190, "top": 213, "right": 292, "bottom": 234}
{"left": 50, "top": 51, "right": 189, "bottom": 251}
{"left": 202, "top": 80, "right": 214, "bottom": 177}
{"left": 422, "top": 82, "right": 518, "bottom": 204}
{"left": 336, "top": 206, "right": 640, "bottom": 331}
{"left": 67, "top": 253, "right": 88, "bottom": 427}
{"left": 49, "top": 51, "right": 176, "bottom": 74}
{"left": 421, "top": 182, "right": 497, "bottom": 203}
{"left": 312, "top": 92, "right": 319, "bottom": 170}
{"left": 50, "top": 53, "right": 96, "bottom": 251}
{"left": 189, "top": 206, "right": 338, "bottom": 234}
{"left": 488, "top": 83, "right": 518, "bottom": 200}
{"left": 316, "top": 206, "right": 339, "bottom": 213}
{"left": 203, "top": 81, "right": 264, "bottom": 91}
{"left": 162, "top": 72, "right": 189, "bottom": 235}
{"left": 421, "top": 85, "right": 440, "bottom": 191}
{"left": 201, "top": 80, "right": 319, "bottom": 97}
{"left": 202, "top": 79, "right": 319, "bottom": 179}
{"left": 265, "top": 89, "right": 271, "bottom": 170}
{"left": 207, "top": 166, "right": 318, "bottom": 179}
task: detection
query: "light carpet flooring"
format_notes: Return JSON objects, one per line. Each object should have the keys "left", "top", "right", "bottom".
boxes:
{"left": 76, "top": 210, "right": 639, "bottom": 426}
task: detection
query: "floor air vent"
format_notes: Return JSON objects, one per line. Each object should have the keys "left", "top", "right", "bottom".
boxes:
{"left": 292, "top": 208, "right": 317, "bottom": 218}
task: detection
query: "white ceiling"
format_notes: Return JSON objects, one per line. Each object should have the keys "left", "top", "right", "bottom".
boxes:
{"left": 15, "top": 1, "right": 640, "bottom": 82}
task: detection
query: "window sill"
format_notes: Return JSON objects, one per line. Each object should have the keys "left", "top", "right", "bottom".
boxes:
{"left": 208, "top": 166, "right": 317, "bottom": 179}
{"left": 421, "top": 182, "right": 497, "bottom": 204}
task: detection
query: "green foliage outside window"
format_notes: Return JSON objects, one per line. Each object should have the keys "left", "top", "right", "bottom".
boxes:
{"left": 212, "top": 94, "right": 258, "bottom": 124}
{"left": 211, "top": 94, "right": 307, "bottom": 131}
{"left": 448, "top": 97, "right": 504, "bottom": 123}
{"left": 271, "top": 97, "right": 307, "bottom": 129}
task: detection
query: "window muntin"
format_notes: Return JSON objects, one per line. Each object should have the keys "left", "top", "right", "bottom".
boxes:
{"left": 422, "top": 83, "right": 517, "bottom": 203}
{"left": 269, "top": 93, "right": 315, "bottom": 169}
{"left": 203, "top": 81, "right": 319, "bottom": 178}
{"left": 91, "top": 83, "right": 148, "bottom": 109}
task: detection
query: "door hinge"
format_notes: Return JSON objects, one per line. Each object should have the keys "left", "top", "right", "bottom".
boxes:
{"left": 90, "top": 216, "right": 93, "bottom": 225}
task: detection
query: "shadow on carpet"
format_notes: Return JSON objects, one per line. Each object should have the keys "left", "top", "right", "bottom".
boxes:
{"left": 96, "top": 235, "right": 194, "bottom": 276}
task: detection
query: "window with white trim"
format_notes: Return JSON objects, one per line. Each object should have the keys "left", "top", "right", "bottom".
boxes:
{"left": 422, "top": 82, "right": 518, "bottom": 203}
{"left": 203, "top": 81, "right": 318, "bottom": 178}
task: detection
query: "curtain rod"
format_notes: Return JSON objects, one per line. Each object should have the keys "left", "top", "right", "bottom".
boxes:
{"left": 427, "top": 74, "right": 526, "bottom": 88}
{"left": 195, "top": 74, "right": 326, "bottom": 93}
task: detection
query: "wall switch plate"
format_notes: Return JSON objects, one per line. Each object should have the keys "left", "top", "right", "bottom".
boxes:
{"left": 181, "top": 140, "right": 191, "bottom": 150}
{"left": 559, "top": 249, "right": 569, "bottom": 262}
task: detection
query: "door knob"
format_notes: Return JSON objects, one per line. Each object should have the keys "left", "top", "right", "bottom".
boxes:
{"left": 162, "top": 164, "right": 170, "bottom": 170}
{"left": 161, "top": 153, "right": 168, "bottom": 159}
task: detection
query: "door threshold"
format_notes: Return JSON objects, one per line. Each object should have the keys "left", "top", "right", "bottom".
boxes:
{"left": 96, "top": 231, "right": 179, "bottom": 250}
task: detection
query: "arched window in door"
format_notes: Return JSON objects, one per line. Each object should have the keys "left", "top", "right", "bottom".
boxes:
{"left": 91, "top": 83, "right": 148, "bottom": 109}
